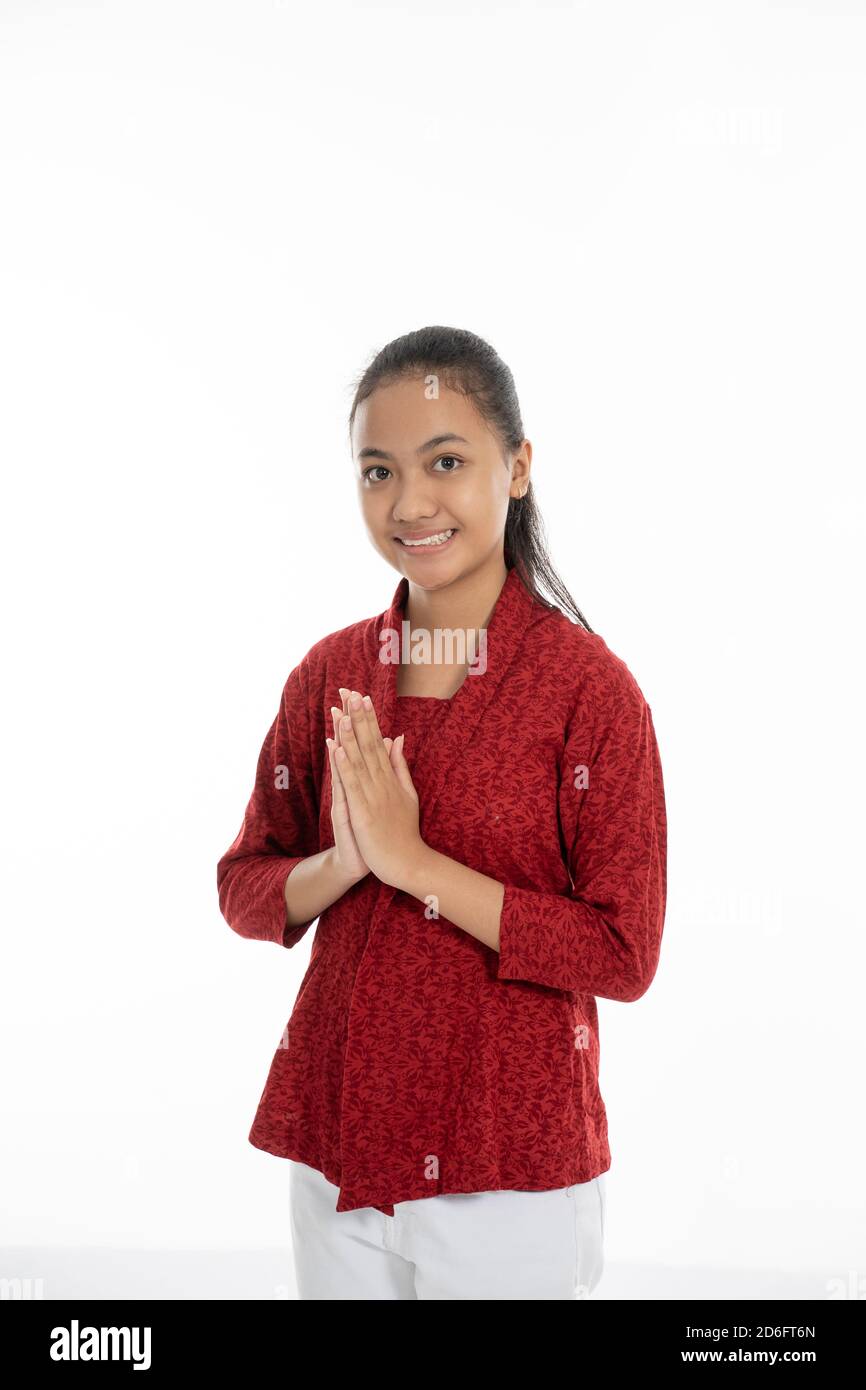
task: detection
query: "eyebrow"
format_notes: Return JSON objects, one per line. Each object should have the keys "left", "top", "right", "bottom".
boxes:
{"left": 356, "top": 433, "right": 471, "bottom": 463}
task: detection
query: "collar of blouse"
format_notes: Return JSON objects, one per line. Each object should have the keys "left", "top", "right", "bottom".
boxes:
{"left": 366, "top": 564, "right": 545, "bottom": 837}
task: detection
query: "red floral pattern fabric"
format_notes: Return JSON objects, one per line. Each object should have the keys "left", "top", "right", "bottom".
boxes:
{"left": 217, "top": 566, "right": 667, "bottom": 1216}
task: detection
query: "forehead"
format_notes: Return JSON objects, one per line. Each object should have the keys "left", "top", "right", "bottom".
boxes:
{"left": 352, "top": 377, "right": 488, "bottom": 455}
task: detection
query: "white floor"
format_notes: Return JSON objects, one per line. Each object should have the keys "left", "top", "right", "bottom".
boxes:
{"left": 1, "top": 1251, "right": 838, "bottom": 1301}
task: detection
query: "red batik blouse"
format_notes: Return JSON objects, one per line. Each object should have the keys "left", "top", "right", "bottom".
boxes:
{"left": 216, "top": 565, "right": 667, "bottom": 1216}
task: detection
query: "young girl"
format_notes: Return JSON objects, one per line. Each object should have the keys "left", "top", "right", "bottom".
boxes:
{"left": 217, "top": 325, "right": 667, "bottom": 1300}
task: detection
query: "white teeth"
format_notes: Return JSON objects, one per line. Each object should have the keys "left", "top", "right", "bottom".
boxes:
{"left": 400, "top": 529, "right": 455, "bottom": 547}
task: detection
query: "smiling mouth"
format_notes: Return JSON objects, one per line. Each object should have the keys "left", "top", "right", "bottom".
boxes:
{"left": 395, "top": 528, "right": 458, "bottom": 548}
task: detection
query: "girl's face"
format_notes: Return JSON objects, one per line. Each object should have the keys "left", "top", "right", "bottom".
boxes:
{"left": 352, "top": 375, "right": 531, "bottom": 590}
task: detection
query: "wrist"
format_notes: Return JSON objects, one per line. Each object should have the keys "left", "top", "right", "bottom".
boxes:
{"left": 328, "top": 845, "right": 369, "bottom": 890}
{"left": 395, "top": 841, "right": 436, "bottom": 900}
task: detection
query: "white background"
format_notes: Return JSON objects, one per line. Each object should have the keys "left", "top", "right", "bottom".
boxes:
{"left": 1, "top": 0, "right": 864, "bottom": 1298}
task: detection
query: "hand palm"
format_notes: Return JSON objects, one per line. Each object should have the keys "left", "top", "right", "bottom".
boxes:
{"left": 327, "top": 690, "right": 398, "bottom": 879}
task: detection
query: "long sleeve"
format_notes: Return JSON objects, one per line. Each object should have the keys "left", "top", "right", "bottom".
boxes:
{"left": 217, "top": 657, "right": 322, "bottom": 948}
{"left": 496, "top": 653, "right": 667, "bottom": 1001}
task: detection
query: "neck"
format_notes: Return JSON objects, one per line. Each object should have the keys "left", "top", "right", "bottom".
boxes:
{"left": 403, "top": 552, "right": 510, "bottom": 636}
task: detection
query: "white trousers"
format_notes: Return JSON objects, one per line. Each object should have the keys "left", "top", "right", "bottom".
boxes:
{"left": 289, "top": 1159, "right": 607, "bottom": 1300}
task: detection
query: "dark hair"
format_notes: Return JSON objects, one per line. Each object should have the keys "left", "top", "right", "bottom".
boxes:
{"left": 347, "top": 325, "right": 593, "bottom": 631}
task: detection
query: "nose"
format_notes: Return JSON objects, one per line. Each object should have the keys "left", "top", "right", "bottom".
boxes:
{"left": 392, "top": 480, "right": 441, "bottom": 525}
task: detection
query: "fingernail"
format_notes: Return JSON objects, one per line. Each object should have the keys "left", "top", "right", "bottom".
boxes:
{"left": 363, "top": 695, "right": 372, "bottom": 709}
{"left": 342, "top": 715, "right": 351, "bottom": 729}
{"left": 349, "top": 693, "right": 362, "bottom": 709}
